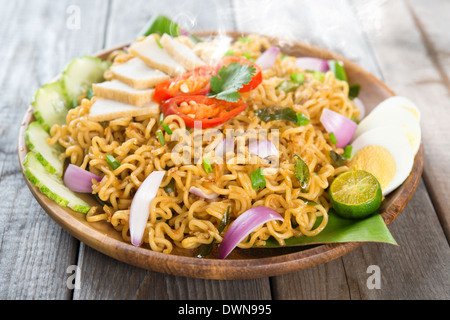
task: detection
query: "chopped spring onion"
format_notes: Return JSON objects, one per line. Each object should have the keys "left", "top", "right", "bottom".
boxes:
{"left": 203, "top": 158, "right": 213, "bottom": 173}
{"left": 162, "top": 124, "right": 173, "bottom": 135}
{"left": 157, "top": 131, "right": 165, "bottom": 146}
{"left": 276, "top": 80, "right": 299, "bottom": 93}
{"left": 238, "top": 37, "right": 251, "bottom": 44}
{"left": 106, "top": 155, "right": 120, "bottom": 170}
{"left": 290, "top": 72, "right": 305, "bottom": 84}
{"left": 155, "top": 37, "right": 164, "bottom": 49}
{"left": 159, "top": 113, "right": 164, "bottom": 124}
{"left": 296, "top": 112, "right": 310, "bottom": 126}
{"left": 250, "top": 168, "right": 266, "bottom": 190}
{"left": 217, "top": 206, "right": 284, "bottom": 259}
{"left": 343, "top": 145, "right": 353, "bottom": 159}
{"left": 328, "top": 60, "right": 347, "bottom": 82}
{"left": 129, "top": 171, "right": 166, "bottom": 246}
{"left": 329, "top": 132, "right": 338, "bottom": 145}
{"left": 312, "top": 71, "right": 325, "bottom": 82}
{"left": 63, "top": 164, "right": 102, "bottom": 193}
{"left": 349, "top": 83, "right": 361, "bottom": 99}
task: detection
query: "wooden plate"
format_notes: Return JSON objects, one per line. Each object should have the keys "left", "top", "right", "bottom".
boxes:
{"left": 17, "top": 31, "right": 424, "bottom": 280}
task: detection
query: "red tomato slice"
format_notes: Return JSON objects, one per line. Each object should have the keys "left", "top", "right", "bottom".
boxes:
{"left": 153, "top": 65, "right": 214, "bottom": 104}
{"left": 161, "top": 95, "right": 248, "bottom": 129}
{"left": 216, "top": 56, "right": 263, "bottom": 92}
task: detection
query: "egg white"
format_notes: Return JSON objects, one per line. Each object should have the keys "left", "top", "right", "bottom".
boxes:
{"left": 372, "top": 96, "right": 421, "bottom": 122}
{"left": 351, "top": 126, "right": 415, "bottom": 196}
{"left": 353, "top": 102, "right": 421, "bottom": 156}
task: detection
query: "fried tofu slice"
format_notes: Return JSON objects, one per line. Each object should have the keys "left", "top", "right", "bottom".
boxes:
{"left": 88, "top": 98, "right": 159, "bottom": 122}
{"left": 160, "top": 34, "right": 205, "bottom": 71}
{"left": 92, "top": 80, "right": 154, "bottom": 107}
{"left": 129, "top": 35, "right": 185, "bottom": 77}
{"left": 110, "top": 58, "right": 170, "bottom": 90}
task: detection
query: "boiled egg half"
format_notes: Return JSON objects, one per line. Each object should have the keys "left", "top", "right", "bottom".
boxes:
{"left": 348, "top": 96, "right": 421, "bottom": 196}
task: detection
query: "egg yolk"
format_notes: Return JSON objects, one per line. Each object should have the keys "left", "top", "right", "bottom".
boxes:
{"left": 350, "top": 145, "right": 396, "bottom": 191}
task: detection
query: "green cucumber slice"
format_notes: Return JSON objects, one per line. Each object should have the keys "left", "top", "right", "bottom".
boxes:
{"left": 25, "top": 121, "right": 65, "bottom": 177}
{"left": 61, "top": 56, "right": 110, "bottom": 107}
{"left": 31, "top": 81, "right": 70, "bottom": 131}
{"left": 23, "top": 152, "right": 91, "bottom": 214}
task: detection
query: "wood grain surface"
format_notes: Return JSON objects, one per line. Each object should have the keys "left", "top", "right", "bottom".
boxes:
{"left": 0, "top": 0, "right": 449, "bottom": 299}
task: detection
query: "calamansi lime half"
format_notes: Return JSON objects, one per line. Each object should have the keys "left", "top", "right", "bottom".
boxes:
{"left": 330, "top": 170, "right": 382, "bottom": 219}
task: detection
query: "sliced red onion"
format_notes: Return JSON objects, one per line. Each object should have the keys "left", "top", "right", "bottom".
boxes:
{"left": 189, "top": 186, "right": 219, "bottom": 200}
{"left": 129, "top": 171, "right": 166, "bottom": 247}
{"left": 63, "top": 164, "right": 102, "bottom": 193}
{"left": 255, "top": 46, "right": 280, "bottom": 70}
{"left": 296, "top": 57, "right": 330, "bottom": 72}
{"left": 320, "top": 108, "right": 358, "bottom": 148}
{"left": 248, "top": 140, "right": 279, "bottom": 159}
{"left": 217, "top": 206, "right": 284, "bottom": 259}
{"left": 215, "top": 138, "right": 234, "bottom": 158}
{"left": 353, "top": 97, "right": 366, "bottom": 120}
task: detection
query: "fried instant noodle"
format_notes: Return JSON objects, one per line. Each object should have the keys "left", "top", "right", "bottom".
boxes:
{"left": 49, "top": 35, "right": 360, "bottom": 254}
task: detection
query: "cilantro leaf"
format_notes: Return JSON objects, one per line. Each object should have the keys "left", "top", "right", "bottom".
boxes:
{"left": 208, "top": 62, "right": 256, "bottom": 102}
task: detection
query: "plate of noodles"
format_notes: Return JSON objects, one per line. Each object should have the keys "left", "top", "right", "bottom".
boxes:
{"left": 18, "top": 16, "right": 423, "bottom": 279}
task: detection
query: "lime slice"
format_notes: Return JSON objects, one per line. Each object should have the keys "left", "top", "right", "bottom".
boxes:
{"left": 330, "top": 170, "right": 382, "bottom": 219}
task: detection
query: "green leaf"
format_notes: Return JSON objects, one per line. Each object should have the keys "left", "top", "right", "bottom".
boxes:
{"left": 254, "top": 106, "right": 298, "bottom": 123}
{"left": 328, "top": 60, "right": 348, "bottom": 82}
{"left": 163, "top": 178, "right": 176, "bottom": 194}
{"left": 348, "top": 83, "right": 361, "bottom": 99}
{"left": 139, "top": 14, "right": 180, "bottom": 37}
{"left": 203, "top": 158, "right": 213, "bottom": 173}
{"left": 106, "top": 155, "right": 120, "bottom": 170}
{"left": 330, "top": 150, "right": 347, "bottom": 167}
{"left": 263, "top": 210, "right": 397, "bottom": 247}
{"left": 251, "top": 168, "right": 266, "bottom": 190}
{"left": 296, "top": 112, "right": 310, "bottom": 126}
{"left": 208, "top": 62, "right": 256, "bottom": 102}
{"left": 293, "top": 154, "right": 310, "bottom": 190}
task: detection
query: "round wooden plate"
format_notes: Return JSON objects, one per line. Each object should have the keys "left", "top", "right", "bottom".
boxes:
{"left": 17, "top": 31, "right": 424, "bottom": 280}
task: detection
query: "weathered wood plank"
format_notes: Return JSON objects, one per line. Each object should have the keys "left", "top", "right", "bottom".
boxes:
{"left": 0, "top": 0, "right": 110, "bottom": 299}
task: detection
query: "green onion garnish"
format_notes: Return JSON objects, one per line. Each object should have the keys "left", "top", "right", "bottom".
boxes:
{"left": 343, "top": 145, "right": 353, "bottom": 159}
{"left": 329, "top": 132, "right": 338, "bottom": 145}
{"left": 348, "top": 83, "right": 361, "bottom": 99}
{"left": 296, "top": 112, "right": 310, "bottom": 127}
{"left": 203, "top": 158, "right": 213, "bottom": 173}
{"left": 290, "top": 73, "right": 305, "bottom": 84}
{"left": 163, "top": 124, "right": 172, "bottom": 135}
{"left": 157, "top": 131, "right": 165, "bottom": 146}
{"left": 250, "top": 168, "right": 266, "bottom": 191}
{"left": 224, "top": 49, "right": 234, "bottom": 57}
{"left": 313, "top": 71, "right": 325, "bottom": 82}
{"left": 238, "top": 37, "right": 250, "bottom": 44}
{"left": 159, "top": 113, "right": 164, "bottom": 124}
{"left": 106, "top": 155, "right": 120, "bottom": 170}
{"left": 155, "top": 37, "right": 164, "bottom": 49}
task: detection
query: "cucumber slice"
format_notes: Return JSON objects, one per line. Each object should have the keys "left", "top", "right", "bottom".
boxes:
{"left": 25, "top": 121, "right": 65, "bottom": 177}
{"left": 31, "top": 81, "right": 70, "bottom": 131}
{"left": 23, "top": 152, "right": 91, "bottom": 214}
{"left": 62, "top": 56, "right": 110, "bottom": 107}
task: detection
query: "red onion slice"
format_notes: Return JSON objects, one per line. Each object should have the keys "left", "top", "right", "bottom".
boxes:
{"left": 296, "top": 57, "right": 330, "bottom": 72}
{"left": 215, "top": 138, "right": 234, "bottom": 158}
{"left": 255, "top": 46, "right": 280, "bottom": 70}
{"left": 129, "top": 171, "right": 166, "bottom": 247}
{"left": 248, "top": 140, "right": 279, "bottom": 159}
{"left": 353, "top": 97, "right": 366, "bottom": 120}
{"left": 63, "top": 164, "right": 102, "bottom": 193}
{"left": 189, "top": 186, "right": 219, "bottom": 200}
{"left": 217, "top": 206, "right": 284, "bottom": 259}
{"left": 320, "top": 108, "right": 358, "bottom": 148}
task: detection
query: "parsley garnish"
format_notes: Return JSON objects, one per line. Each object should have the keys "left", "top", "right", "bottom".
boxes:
{"left": 208, "top": 62, "right": 256, "bottom": 102}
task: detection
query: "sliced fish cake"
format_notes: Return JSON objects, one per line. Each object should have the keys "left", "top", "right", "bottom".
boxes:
{"left": 160, "top": 34, "right": 205, "bottom": 71}
{"left": 110, "top": 58, "right": 169, "bottom": 90}
{"left": 129, "top": 35, "right": 186, "bottom": 77}
{"left": 88, "top": 98, "right": 159, "bottom": 122}
{"left": 92, "top": 80, "right": 155, "bottom": 107}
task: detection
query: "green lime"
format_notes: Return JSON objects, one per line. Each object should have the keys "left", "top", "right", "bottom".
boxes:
{"left": 329, "top": 170, "right": 382, "bottom": 219}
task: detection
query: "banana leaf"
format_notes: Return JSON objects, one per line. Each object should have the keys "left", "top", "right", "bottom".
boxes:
{"left": 264, "top": 210, "right": 397, "bottom": 247}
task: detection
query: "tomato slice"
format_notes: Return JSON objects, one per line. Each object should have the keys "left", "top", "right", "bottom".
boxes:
{"left": 161, "top": 95, "right": 248, "bottom": 129}
{"left": 153, "top": 65, "right": 214, "bottom": 104}
{"left": 216, "top": 56, "right": 263, "bottom": 92}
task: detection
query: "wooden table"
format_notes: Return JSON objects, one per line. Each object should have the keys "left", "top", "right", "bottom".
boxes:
{"left": 1, "top": 0, "right": 449, "bottom": 300}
